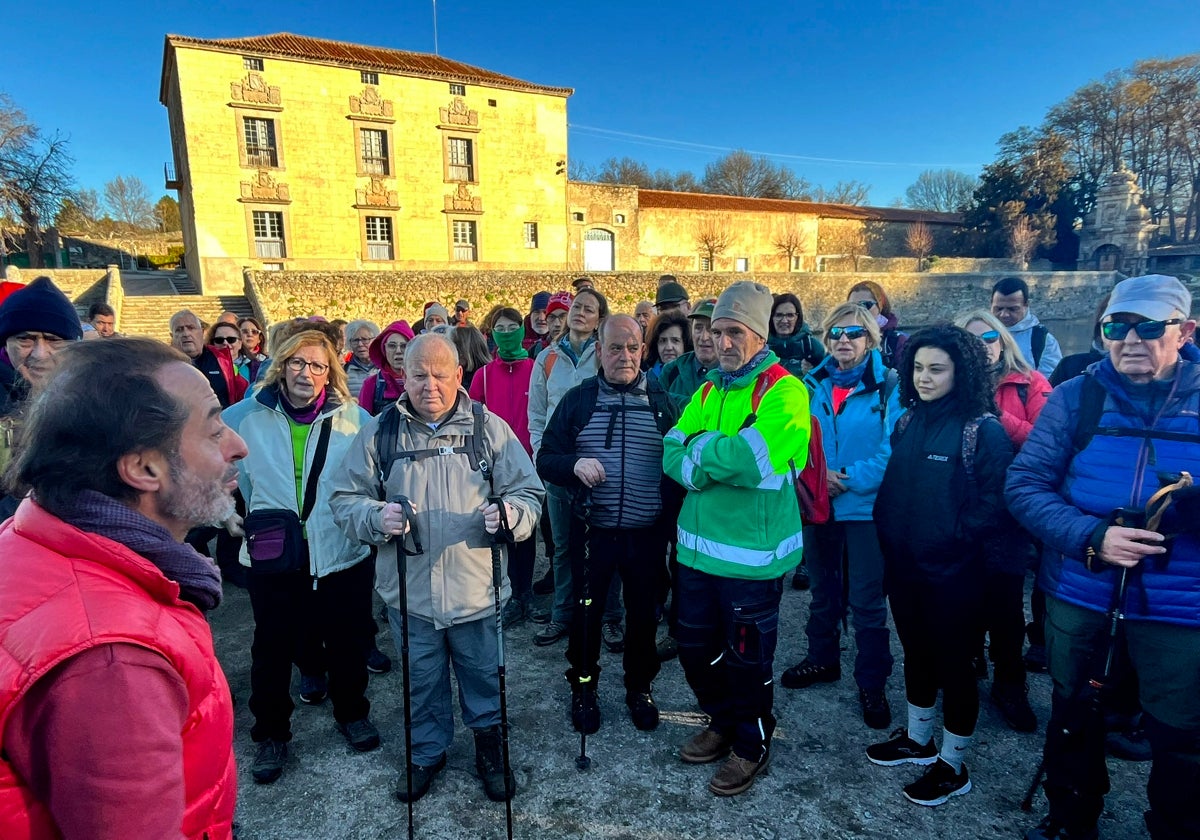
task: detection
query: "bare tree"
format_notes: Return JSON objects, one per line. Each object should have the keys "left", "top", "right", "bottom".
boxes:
{"left": 906, "top": 221, "right": 935, "bottom": 270}
{"left": 814, "top": 180, "right": 872, "bottom": 206}
{"left": 104, "top": 175, "right": 155, "bottom": 229}
{"left": 1008, "top": 215, "right": 1040, "bottom": 268}
{"left": 701, "top": 150, "right": 812, "bottom": 199}
{"left": 773, "top": 216, "right": 810, "bottom": 270}
{"left": 694, "top": 215, "right": 732, "bottom": 269}
{"left": 0, "top": 95, "right": 73, "bottom": 267}
{"left": 904, "top": 169, "right": 979, "bottom": 212}
{"left": 820, "top": 220, "right": 873, "bottom": 271}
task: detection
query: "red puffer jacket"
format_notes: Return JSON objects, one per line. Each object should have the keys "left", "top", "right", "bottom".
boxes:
{"left": 995, "top": 369, "right": 1052, "bottom": 448}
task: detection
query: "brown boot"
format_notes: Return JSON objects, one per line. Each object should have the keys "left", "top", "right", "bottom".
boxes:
{"left": 708, "top": 748, "right": 770, "bottom": 796}
{"left": 679, "top": 728, "right": 732, "bottom": 764}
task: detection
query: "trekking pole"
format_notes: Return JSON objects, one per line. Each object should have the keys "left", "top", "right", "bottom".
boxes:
{"left": 487, "top": 494, "right": 515, "bottom": 840}
{"left": 576, "top": 490, "right": 594, "bottom": 772}
{"left": 390, "top": 495, "right": 421, "bottom": 840}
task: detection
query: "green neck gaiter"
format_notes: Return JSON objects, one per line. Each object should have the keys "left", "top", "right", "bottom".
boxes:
{"left": 494, "top": 326, "right": 528, "bottom": 361}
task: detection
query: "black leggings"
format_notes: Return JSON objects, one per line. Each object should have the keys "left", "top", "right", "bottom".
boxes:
{"left": 889, "top": 575, "right": 982, "bottom": 736}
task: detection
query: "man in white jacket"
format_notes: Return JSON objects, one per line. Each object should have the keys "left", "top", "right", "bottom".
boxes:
{"left": 990, "top": 277, "right": 1063, "bottom": 377}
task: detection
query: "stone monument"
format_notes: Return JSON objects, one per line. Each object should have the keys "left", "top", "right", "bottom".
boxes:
{"left": 1077, "top": 166, "right": 1157, "bottom": 275}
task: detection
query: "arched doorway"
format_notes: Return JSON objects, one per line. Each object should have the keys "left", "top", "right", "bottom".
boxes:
{"left": 583, "top": 228, "right": 614, "bottom": 271}
{"left": 1094, "top": 243, "right": 1121, "bottom": 271}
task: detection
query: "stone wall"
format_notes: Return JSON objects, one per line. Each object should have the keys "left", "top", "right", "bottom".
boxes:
{"left": 247, "top": 268, "right": 1124, "bottom": 356}
{"left": 0, "top": 266, "right": 117, "bottom": 317}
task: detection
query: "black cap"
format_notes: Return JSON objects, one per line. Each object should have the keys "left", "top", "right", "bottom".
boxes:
{"left": 655, "top": 281, "right": 689, "bottom": 306}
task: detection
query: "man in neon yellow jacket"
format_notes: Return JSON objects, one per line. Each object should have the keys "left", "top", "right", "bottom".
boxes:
{"left": 663, "top": 280, "right": 810, "bottom": 797}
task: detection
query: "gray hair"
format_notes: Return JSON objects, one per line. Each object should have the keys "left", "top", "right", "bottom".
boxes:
{"left": 169, "top": 309, "right": 200, "bottom": 331}
{"left": 405, "top": 332, "right": 459, "bottom": 366}
{"left": 345, "top": 319, "right": 380, "bottom": 338}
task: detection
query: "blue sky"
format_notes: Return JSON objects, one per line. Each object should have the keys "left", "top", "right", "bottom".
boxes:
{"left": 6, "top": 0, "right": 1199, "bottom": 208}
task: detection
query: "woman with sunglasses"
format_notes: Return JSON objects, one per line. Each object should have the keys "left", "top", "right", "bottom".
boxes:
{"left": 768, "top": 292, "right": 825, "bottom": 376}
{"left": 955, "top": 310, "right": 1047, "bottom": 734}
{"left": 848, "top": 280, "right": 907, "bottom": 370}
{"left": 236, "top": 317, "right": 270, "bottom": 384}
{"left": 781, "top": 301, "right": 900, "bottom": 732}
{"left": 203, "top": 322, "right": 249, "bottom": 405}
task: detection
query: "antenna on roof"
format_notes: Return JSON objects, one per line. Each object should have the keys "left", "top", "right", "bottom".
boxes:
{"left": 432, "top": 0, "right": 439, "bottom": 55}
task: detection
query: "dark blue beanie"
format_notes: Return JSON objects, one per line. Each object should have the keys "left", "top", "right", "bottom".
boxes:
{"left": 530, "top": 290, "right": 551, "bottom": 312}
{"left": 0, "top": 276, "right": 84, "bottom": 343}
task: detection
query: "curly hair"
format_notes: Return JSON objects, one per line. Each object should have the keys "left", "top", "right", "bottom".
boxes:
{"left": 897, "top": 324, "right": 996, "bottom": 418}
{"left": 644, "top": 310, "right": 692, "bottom": 368}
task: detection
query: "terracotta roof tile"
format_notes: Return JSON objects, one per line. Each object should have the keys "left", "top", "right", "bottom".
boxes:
{"left": 163, "top": 32, "right": 573, "bottom": 97}
{"left": 636, "top": 189, "right": 962, "bottom": 224}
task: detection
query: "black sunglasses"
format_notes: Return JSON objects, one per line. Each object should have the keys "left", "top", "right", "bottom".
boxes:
{"left": 211, "top": 336, "right": 240, "bottom": 345}
{"left": 1101, "top": 319, "right": 1182, "bottom": 341}
{"left": 856, "top": 300, "right": 878, "bottom": 310}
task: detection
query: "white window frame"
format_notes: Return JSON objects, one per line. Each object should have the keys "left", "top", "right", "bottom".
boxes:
{"left": 252, "top": 211, "right": 285, "bottom": 258}
{"left": 452, "top": 220, "right": 478, "bottom": 261}
{"left": 365, "top": 216, "right": 394, "bottom": 260}
{"left": 523, "top": 222, "right": 539, "bottom": 249}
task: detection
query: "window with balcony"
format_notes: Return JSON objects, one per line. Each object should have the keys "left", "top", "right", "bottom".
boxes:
{"left": 252, "top": 211, "right": 285, "bottom": 258}
{"left": 452, "top": 220, "right": 478, "bottom": 261}
{"left": 243, "top": 117, "right": 278, "bottom": 168}
{"left": 365, "top": 216, "right": 394, "bottom": 260}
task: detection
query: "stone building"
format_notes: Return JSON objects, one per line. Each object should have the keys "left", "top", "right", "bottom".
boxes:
{"left": 160, "top": 33, "right": 573, "bottom": 294}
{"left": 1077, "top": 167, "right": 1157, "bottom": 275}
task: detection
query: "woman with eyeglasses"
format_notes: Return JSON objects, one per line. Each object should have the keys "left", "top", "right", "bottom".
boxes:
{"left": 203, "top": 322, "right": 249, "bottom": 405}
{"left": 236, "top": 317, "right": 270, "bottom": 384}
{"left": 781, "top": 301, "right": 901, "bottom": 732}
{"left": 221, "top": 330, "right": 380, "bottom": 783}
{"left": 768, "top": 292, "right": 825, "bottom": 376}
{"left": 342, "top": 320, "right": 380, "bottom": 398}
{"left": 848, "top": 281, "right": 908, "bottom": 370}
{"left": 358, "top": 320, "right": 414, "bottom": 416}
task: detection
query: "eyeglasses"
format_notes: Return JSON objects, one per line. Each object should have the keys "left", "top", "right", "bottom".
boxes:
{"left": 773, "top": 312, "right": 798, "bottom": 320}
{"left": 977, "top": 330, "right": 1000, "bottom": 344}
{"left": 349, "top": 337, "right": 373, "bottom": 345}
{"left": 828, "top": 326, "right": 868, "bottom": 341}
{"left": 856, "top": 300, "right": 878, "bottom": 310}
{"left": 285, "top": 358, "right": 330, "bottom": 375}
{"left": 241, "top": 328, "right": 261, "bottom": 336}
{"left": 211, "top": 336, "right": 240, "bottom": 345}
{"left": 492, "top": 323, "right": 520, "bottom": 333}
{"left": 1101, "top": 319, "right": 1183, "bottom": 341}
{"left": 8, "top": 332, "right": 68, "bottom": 350}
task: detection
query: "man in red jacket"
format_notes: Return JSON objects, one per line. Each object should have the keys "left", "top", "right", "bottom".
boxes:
{"left": 0, "top": 337, "right": 248, "bottom": 840}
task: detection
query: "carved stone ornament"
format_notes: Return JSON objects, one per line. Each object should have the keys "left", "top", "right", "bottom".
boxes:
{"left": 240, "top": 170, "right": 290, "bottom": 202}
{"left": 231, "top": 73, "right": 281, "bottom": 106}
{"left": 444, "top": 183, "right": 482, "bottom": 212}
{"left": 356, "top": 177, "right": 399, "bottom": 208}
{"left": 350, "top": 86, "right": 393, "bottom": 118}
{"left": 439, "top": 97, "right": 478, "bottom": 127}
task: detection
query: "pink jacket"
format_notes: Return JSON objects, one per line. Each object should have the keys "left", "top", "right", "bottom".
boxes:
{"left": 995, "top": 369, "right": 1052, "bottom": 448}
{"left": 468, "top": 357, "right": 535, "bottom": 455}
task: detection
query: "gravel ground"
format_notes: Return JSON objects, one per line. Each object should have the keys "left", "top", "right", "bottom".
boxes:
{"left": 214, "top": 559, "right": 1150, "bottom": 840}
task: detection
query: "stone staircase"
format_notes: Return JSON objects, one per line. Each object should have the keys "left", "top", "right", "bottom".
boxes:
{"left": 120, "top": 295, "right": 256, "bottom": 342}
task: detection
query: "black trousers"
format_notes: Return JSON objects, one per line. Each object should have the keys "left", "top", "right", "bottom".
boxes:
{"left": 565, "top": 522, "right": 662, "bottom": 694}
{"left": 246, "top": 557, "right": 373, "bottom": 742}
{"left": 981, "top": 568, "right": 1027, "bottom": 686}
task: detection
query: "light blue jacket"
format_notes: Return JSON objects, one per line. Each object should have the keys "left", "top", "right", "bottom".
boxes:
{"left": 804, "top": 350, "right": 902, "bottom": 521}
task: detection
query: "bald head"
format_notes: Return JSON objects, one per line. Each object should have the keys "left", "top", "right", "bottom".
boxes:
{"left": 599, "top": 314, "right": 643, "bottom": 386}
{"left": 403, "top": 333, "right": 462, "bottom": 423}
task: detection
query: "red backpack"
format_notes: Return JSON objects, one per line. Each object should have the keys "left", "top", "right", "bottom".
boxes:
{"left": 700, "top": 364, "right": 831, "bottom": 525}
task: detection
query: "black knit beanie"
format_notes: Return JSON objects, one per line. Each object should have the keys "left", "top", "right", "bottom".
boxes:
{"left": 0, "top": 276, "right": 84, "bottom": 343}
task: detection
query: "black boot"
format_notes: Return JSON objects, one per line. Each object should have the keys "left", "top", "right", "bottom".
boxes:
{"left": 474, "top": 725, "right": 516, "bottom": 802}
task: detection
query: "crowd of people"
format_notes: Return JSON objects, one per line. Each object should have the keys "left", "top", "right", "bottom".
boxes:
{"left": 0, "top": 269, "right": 1196, "bottom": 840}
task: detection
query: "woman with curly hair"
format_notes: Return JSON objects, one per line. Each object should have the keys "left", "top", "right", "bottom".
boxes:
{"left": 866, "top": 325, "right": 1015, "bottom": 807}
{"left": 643, "top": 310, "right": 692, "bottom": 379}
{"left": 848, "top": 281, "right": 907, "bottom": 369}
{"left": 768, "top": 292, "right": 825, "bottom": 376}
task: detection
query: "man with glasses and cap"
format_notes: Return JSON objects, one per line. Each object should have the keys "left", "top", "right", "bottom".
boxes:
{"left": 1007, "top": 274, "right": 1200, "bottom": 840}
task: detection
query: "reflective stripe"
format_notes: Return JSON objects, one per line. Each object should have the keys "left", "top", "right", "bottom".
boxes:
{"left": 677, "top": 526, "right": 803, "bottom": 568}
{"left": 680, "top": 456, "right": 701, "bottom": 491}
{"left": 689, "top": 431, "right": 720, "bottom": 464}
{"left": 738, "top": 426, "right": 774, "bottom": 481}
{"left": 666, "top": 428, "right": 687, "bottom": 444}
{"left": 757, "top": 473, "right": 786, "bottom": 491}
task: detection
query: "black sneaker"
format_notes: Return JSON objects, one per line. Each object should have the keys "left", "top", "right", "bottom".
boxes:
{"left": 626, "top": 691, "right": 660, "bottom": 731}
{"left": 337, "top": 718, "right": 381, "bottom": 752}
{"left": 298, "top": 674, "right": 328, "bottom": 705}
{"left": 474, "top": 726, "right": 516, "bottom": 802}
{"left": 570, "top": 683, "right": 601, "bottom": 734}
{"left": 601, "top": 622, "right": 625, "bottom": 653}
{"left": 395, "top": 754, "right": 447, "bottom": 803}
{"left": 1106, "top": 724, "right": 1152, "bottom": 762}
{"left": 791, "top": 569, "right": 810, "bottom": 590}
{"left": 902, "top": 758, "right": 971, "bottom": 806}
{"left": 532, "top": 569, "right": 555, "bottom": 596}
{"left": 992, "top": 682, "right": 1037, "bottom": 733}
{"left": 1024, "top": 815, "right": 1099, "bottom": 840}
{"left": 866, "top": 728, "right": 938, "bottom": 766}
{"left": 780, "top": 658, "right": 840, "bottom": 689}
{"left": 366, "top": 647, "right": 392, "bottom": 674}
{"left": 859, "top": 688, "right": 892, "bottom": 730}
{"left": 656, "top": 634, "right": 679, "bottom": 662}
{"left": 251, "top": 738, "right": 289, "bottom": 784}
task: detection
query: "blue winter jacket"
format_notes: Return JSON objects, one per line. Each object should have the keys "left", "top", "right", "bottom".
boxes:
{"left": 804, "top": 350, "right": 902, "bottom": 521}
{"left": 1006, "top": 357, "right": 1200, "bottom": 627}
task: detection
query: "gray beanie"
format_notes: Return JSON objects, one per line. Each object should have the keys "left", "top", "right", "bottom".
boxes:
{"left": 423, "top": 302, "right": 450, "bottom": 330}
{"left": 712, "top": 281, "right": 773, "bottom": 338}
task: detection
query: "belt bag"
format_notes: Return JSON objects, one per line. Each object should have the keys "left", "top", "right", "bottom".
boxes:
{"left": 244, "top": 417, "right": 333, "bottom": 575}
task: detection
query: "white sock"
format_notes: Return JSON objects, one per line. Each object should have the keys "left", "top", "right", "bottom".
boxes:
{"left": 939, "top": 728, "right": 971, "bottom": 773}
{"left": 907, "top": 703, "right": 935, "bottom": 746}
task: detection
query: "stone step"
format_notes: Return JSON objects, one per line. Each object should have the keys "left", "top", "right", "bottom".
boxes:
{"left": 120, "top": 295, "right": 254, "bottom": 342}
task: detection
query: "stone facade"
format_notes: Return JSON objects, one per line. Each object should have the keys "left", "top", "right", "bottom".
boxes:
{"left": 1077, "top": 168, "right": 1157, "bottom": 274}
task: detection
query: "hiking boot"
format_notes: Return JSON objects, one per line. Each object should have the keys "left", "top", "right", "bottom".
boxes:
{"left": 526, "top": 601, "right": 550, "bottom": 624}
{"left": 992, "top": 682, "right": 1038, "bottom": 733}
{"left": 1024, "top": 815, "right": 1099, "bottom": 840}
{"left": 866, "top": 728, "right": 938, "bottom": 766}
{"left": 859, "top": 687, "right": 892, "bottom": 730}
{"left": 626, "top": 691, "right": 660, "bottom": 731}
{"left": 680, "top": 728, "right": 732, "bottom": 764}
{"left": 1024, "top": 643, "right": 1048, "bottom": 673}
{"left": 780, "top": 658, "right": 840, "bottom": 689}
{"left": 708, "top": 748, "right": 770, "bottom": 796}
{"left": 656, "top": 634, "right": 679, "bottom": 662}
{"left": 251, "top": 739, "right": 288, "bottom": 784}
{"left": 1106, "top": 721, "right": 1152, "bottom": 762}
{"left": 395, "top": 754, "right": 447, "bottom": 803}
{"left": 474, "top": 726, "right": 516, "bottom": 802}
{"left": 501, "top": 598, "right": 526, "bottom": 628}
{"left": 570, "top": 683, "right": 601, "bottom": 734}
{"left": 534, "top": 621, "right": 568, "bottom": 646}
{"left": 532, "top": 569, "right": 555, "bottom": 595}
{"left": 791, "top": 569, "right": 810, "bottom": 590}
{"left": 337, "top": 718, "right": 381, "bottom": 752}
{"left": 601, "top": 622, "right": 625, "bottom": 653}
{"left": 366, "top": 647, "right": 392, "bottom": 674}
{"left": 298, "top": 674, "right": 328, "bottom": 705}
{"left": 902, "top": 758, "right": 971, "bottom": 806}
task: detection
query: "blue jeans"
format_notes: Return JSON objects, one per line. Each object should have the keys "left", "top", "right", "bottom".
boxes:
{"left": 675, "top": 564, "right": 784, "bottom": 762}
{"left": 547, "top": 482, "right": 622, "bottom": 626}
{"left": 387, "top": 609, "right": 499, "bottom": 766}
{"left": 803, "top": 521, "right": 893, "bottom": 691}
